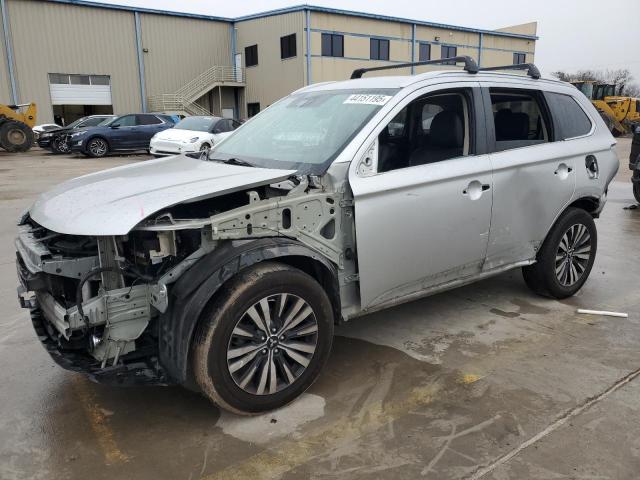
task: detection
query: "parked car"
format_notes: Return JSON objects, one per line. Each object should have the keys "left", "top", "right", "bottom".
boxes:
{"left": 15, "top": 59, "right": 619, "bottom": 415}
{"left": 149, "top": 116, "right": 241, "bottom": 156}
{"left": 38, "top": 115, "right": 116, "bottom": 153}
{"left": 67, "top": 113, "right": 176, "bottom": 157}
{"left": 32, "top": 123, "right": 61, "bottom": 140}
{"left": 631, "top": 125, "right": 640, "bottom": 202}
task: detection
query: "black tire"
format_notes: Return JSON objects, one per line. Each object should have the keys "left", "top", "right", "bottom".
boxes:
{"left": 522, "top": 207, "right": 597, "bottom": 299}
{"left": 633, "top": 181, "right": 640, "bottom": 204}
{"left": 85, "top": 137, "right": 109, "bottom": 158}
{"left": 0, "top": 121, "right": 34, "bottom": 152}
{"left": 192, "top": 262, "right": 334, "bottom": 415}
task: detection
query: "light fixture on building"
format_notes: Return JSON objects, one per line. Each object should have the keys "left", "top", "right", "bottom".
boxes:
{"left": 434, "top": 36, "right": 440, "bottom": 41}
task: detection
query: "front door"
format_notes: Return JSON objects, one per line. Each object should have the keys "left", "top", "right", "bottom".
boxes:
{"left": 108, "top": 114, "right": 137, "bottom": 150}
{"left": 350, "top": 85, "right": 493, "bottom": 310}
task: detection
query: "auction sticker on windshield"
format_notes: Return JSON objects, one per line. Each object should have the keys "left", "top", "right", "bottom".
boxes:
{"left": 343, "top": 94, "right": 392, "bottom": 106}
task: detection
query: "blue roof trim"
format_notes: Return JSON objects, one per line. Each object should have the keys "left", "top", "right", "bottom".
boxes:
{"left": 42, "top": 0, "right": 233, "bottom": 22}
{"left": 41, "top": 1, "right": 538, "bottom": 41}
{"left": 236, "top": 5, "right": 539, "bottom": 41}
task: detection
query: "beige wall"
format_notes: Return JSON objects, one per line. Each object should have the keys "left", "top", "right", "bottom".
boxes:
{"left": 6, "top": 0, "right": 141, "bottom": 123}
{"left": 140, "top": 13, "right": 231, "bottom": 97}
{"left": 308, "top": 12, "right": 536, "bottom": 83}
{"left": 235, "top": 11, "right": 305, "bottom": 113}
{"left": 0, "top": 7, "right": 10, "bottom": 104}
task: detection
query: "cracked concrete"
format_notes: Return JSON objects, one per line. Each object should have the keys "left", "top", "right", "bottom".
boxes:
{"left": 0, "top": 140, "right": 639, "bottom": 479}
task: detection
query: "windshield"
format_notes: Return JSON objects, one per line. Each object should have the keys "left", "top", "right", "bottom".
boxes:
{"left": 66, "top": 117, "right": 86, "bottom": 128}
{"left": 212, "top": 88, "right": 398, "bottom": 174}
{"left": 175, "top": 116, "right": 217, "bottom": 132}
{"left": 97, "top": 117, "right": 114, "bottom": 126}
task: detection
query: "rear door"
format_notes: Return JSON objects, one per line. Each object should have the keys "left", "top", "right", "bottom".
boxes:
{"left": 482, "top": 84, "right": 576, "bottom": 270}
{"left": 350, "top": 83, "right": 494, "bottom": 310}
{"left": 136, "top": 115, "right": 166, "bottom": 148}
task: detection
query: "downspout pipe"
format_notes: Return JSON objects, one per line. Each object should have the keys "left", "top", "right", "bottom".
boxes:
{"left": 411, "top": 23, "right": 416, "bottom": 75}
{"left": 305, "top": 9, "right": 312, "bottom": 85}
{"left": 478, "top": 32, "right": 483, "bottom": 68}
{"left": 1, "top": 0, "right": 18, "bottom": 104}
{"left": 134, "top": 11, "right": 147, "bottom": 112}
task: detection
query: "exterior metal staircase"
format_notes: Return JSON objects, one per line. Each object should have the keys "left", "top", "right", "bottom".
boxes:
{"left": 148, "top": 65, "right": 244, "bottom": 116}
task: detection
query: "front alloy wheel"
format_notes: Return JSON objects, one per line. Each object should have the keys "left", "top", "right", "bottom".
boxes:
{"left": 86, "top": 138, "right": 108, "bottom": 158}
{"left": 227, "top": 293, "right": 319, "bottom": 396}
{"left": 192, "top": 262, "right": 334, "bottom": 415}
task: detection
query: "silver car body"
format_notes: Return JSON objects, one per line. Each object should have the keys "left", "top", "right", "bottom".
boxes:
{"left": 15, "top": 70, "right": 618, "bottom": 383}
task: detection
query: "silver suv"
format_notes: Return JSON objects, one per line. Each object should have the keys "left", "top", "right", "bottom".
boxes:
{"left": 16, "top": 58, "right": 618, "bottom": 414}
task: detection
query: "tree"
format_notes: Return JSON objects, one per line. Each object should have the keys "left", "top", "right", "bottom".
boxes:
{"left": 551, "top": 68, "right": 639, "bottom": 97}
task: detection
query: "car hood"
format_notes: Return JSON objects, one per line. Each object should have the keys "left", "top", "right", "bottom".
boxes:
{"left": 154, "top": 128, "right": 210, "bottom": 142}
{"left": 29, "top": 155, "right": 295, "bottom": 236}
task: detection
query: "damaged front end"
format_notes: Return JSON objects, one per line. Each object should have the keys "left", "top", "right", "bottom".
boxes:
{"left": 16, "top": 170, "right": 356, "bottom": 387}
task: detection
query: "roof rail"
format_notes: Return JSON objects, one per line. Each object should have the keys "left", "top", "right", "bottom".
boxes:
{"left": 478, "top": 63, "right": 541, "bottom": 79}
{"left": 350, "top": 56, "right": 479, "bottom": 79}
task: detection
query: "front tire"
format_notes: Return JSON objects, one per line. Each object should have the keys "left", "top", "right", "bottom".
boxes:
{"left": 522, "top": 207, "right": 597, "bottom": 299}
{"left": 192, "top": 262, "right": 334, "bottom": 415}
{"left": 85, "top": 137, "right": 109, "bottom": 158}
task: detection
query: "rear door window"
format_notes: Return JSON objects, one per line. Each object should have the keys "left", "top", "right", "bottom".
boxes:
{"left": 489, "top": 89, "right": 550, "bottom": 152}
{"left": 545, "top": 92, "right": 592, "bottom": 139}
{"left": 137, "top": 115, "right": 162, "bottom": 125}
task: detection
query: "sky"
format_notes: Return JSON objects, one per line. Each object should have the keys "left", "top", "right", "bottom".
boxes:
{"left": 98, "top": 0, "right": 640, "bottom": 85}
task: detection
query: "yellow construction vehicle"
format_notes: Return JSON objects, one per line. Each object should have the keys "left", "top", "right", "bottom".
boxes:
{"left": 572, "top": 81, "right": 640, "bottom": 136}
{"left": 0, "top": 102, "right": 37, "bottom": 152}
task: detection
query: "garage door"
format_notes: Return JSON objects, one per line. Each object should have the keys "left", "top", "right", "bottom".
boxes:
{"left": 48, "top": 73, "right": 112, "bottom": 105}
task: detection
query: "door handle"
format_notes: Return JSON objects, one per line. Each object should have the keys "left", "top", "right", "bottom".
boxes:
{"left": 554, "top": 163, "right": 572, "bottom": 177}
{"left": 463, "top": 181, "right": 490, "bottom": 200}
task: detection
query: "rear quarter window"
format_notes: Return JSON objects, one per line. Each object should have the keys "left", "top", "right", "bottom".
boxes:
{"left": 546, "top": 92, "right": 592, "bottom": 139}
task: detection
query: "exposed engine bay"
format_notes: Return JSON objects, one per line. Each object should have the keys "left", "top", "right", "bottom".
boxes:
{"left": 16, "top": 169, "right": 357, "bottom": 384}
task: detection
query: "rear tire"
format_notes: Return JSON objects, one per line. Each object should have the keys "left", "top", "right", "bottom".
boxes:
{"left": 633, "top": 180, "right": 640, "bottom": 204}
{"left": 0, "top": 121, "right": 34, "bottom": 152}
{"left": 192, "top": 262, "right": 334, "bottom": 415}
{"left": 522, "top": 207, "right": 597, "bottom": 299}
{"left": 85, "top": 137, "right": 109, "bottom": 158}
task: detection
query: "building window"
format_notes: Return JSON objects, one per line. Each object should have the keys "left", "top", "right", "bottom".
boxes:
{"left": 441, "top": 45, "right": 457, "bottom": 64}
{"left": 247, "top": 102, "right": 260, "bottom": 118}
{"left": 321, "top": 33, "right": 344, "bottom": 57}
{"left": 245, "top": 45, "right": 258, "bottom": 67}
{"left": 280, "top": 33, "right": 297, "bottom": 59}
{"left": 419, "top": 42, "right": 431, "bottom": 62}
{"left": 513, "top": 52, "right": 526, "bottom": 64}
{"left": 370, "top": 38, "right": 389, "bottom": 60}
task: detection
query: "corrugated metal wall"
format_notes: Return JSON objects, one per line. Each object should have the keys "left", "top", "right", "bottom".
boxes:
{"left": 0, "top": 3, "right": 10, "bottom": 104}
{"left": 236, "top": 11, "right": 305, "bottom": 111}
{"left": 140, "top": 13, "right": 231, "bottom": 97}
{"left": 6, "top": 0, "right": 141, "bottom": 123}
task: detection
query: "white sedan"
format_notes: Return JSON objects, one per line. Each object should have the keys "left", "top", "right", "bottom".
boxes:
{"left": 149, "top": 116, "right": 241, "bottom": 156}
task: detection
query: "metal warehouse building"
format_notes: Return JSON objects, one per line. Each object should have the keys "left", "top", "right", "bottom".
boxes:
{"left": 0, "top": 0, "right": 537, "bottom": 124}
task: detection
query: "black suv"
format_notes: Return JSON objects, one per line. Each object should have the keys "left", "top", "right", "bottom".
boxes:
{"left": 37, "top": 115, "right": 115, "bottom": 154}
{"left": 631, "top": 126, "right": 640, "bottom": 202}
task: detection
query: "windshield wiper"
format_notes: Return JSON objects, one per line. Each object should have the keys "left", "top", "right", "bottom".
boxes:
{"left": 209, "top": 157, "right": 256, "bottom": 167}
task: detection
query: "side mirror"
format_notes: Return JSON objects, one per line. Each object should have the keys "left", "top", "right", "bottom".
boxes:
{"left": 110, "top": 124, "right": 120, "bottom": 129}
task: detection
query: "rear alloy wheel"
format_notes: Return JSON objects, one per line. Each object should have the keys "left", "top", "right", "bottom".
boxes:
{"left": 192, "top": 262, "right": 334, "bottom": 415}
{"left": 0, "top": 121, "right": 34, "bottom": 152}
{"left": 86, "top": 137, "right": 109, "bottom": 158}
{"left": 523, "top": 207, "right": 597, "bottom": 298}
